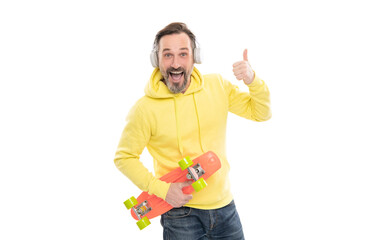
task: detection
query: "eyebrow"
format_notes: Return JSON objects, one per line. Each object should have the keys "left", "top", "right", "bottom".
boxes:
{"left": 162, "top": 47, "right": 189, "bottom": 53}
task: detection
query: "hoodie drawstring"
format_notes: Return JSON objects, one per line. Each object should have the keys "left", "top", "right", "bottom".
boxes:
{"left": 173, "top": 97, "right": 184, "bottom": 156}
{"left": 193, "top": 93, "right": 205, "bottom": 153}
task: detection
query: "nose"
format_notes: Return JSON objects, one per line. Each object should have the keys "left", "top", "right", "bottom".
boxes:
{"left": 171, "top": 57, "right": 181, "bottom": 69}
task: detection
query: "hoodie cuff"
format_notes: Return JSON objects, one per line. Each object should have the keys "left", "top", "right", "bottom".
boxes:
{"left": 149, "top": 179, "right": 171, "bottom": 200}
{"left": 247, "top": 71, "right": 264, "bottom": 87}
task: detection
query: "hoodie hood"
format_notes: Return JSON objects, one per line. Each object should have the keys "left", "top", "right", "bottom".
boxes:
{"left": 145, "top": 67, "right": 204, "bottom": 98}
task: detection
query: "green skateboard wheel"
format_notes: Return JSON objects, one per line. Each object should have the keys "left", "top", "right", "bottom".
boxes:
{"left": 178, "top": 156, "right": 193, "bottom": 170}
{"left": 192, "top": 178, "right": 207, "bottom": 192}
{"left": 137, "top": 216, "right": 151, "bottom": 230}
{"left": 123, "top": 196, "right": 138, "bottom": 210}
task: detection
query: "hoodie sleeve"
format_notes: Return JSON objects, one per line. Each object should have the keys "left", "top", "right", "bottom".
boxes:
{"left": 114, "top": 101, "right": 171, "bottom": 200}
{"left": 224, "top": 74, "right": 272, "bottom": 121}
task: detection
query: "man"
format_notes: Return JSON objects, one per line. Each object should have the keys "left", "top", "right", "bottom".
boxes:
{"left": 114, "top": 22, "right": 271, "bottom": 239}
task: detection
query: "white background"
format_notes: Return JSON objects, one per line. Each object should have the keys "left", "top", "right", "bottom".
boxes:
{"left": 1, "top": 0, "right": 384, "bottom": 239}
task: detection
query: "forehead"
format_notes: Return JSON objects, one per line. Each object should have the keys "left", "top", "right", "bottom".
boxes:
{"left": 159, "top": 33, "right": 192, "bottom": 51}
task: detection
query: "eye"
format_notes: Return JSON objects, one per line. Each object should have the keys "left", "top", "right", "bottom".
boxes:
{"left": 164, "top": 53, "right": 172, "bottom": 58}
{"left": 180, "top": 52, "right": 188, "bottom": 57}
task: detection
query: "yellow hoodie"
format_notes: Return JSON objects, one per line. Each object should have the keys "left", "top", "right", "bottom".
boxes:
{"left": 114, "top": 67, "right": 271, "bottom": 209}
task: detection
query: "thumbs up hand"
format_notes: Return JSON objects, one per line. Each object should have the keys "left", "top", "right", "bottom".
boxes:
{"left": 232, "top": 49, "right": 255, "bottom": 85}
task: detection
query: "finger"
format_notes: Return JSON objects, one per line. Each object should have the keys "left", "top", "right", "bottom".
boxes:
{"left": 232, "top": 61, "right": 243, "bottom": 68}
{"left": 234, "top": 70, "right": 243, "bottom": 76}
{"left": 184, "top": 194, "right": 193, "bottom": 201}
{"left": 233, "top": 64, "right": 247, "bottom": 73}
{"left": 233, "top": 60, "right": 249, "bottom": 69}
{"left": 235, "top": 73, "right": 244, "bottom": 80}
{"left": 180, "top": 180, "right": 193, "bottom": 188}
{"left": 243, "top": 49, "right": 248, "bottom": 61}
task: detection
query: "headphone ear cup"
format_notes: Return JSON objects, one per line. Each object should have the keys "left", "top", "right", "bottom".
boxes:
{"left": 150, "top": 51, "right": 158, "bottom": 68}
{"left": 194, "top": 47, "right": 202, "bottom": 64}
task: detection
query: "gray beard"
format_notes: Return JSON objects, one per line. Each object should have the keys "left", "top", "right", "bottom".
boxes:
{"left": 162, "top": 67, "right": 192, "bottom": 94}
{"left": 164, "top": 74, "right": 189, "bottom": 94}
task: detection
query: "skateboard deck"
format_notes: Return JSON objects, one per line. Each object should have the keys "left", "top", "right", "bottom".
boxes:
{"left": 123, "top": 151, "right": 221, "bottom": 229}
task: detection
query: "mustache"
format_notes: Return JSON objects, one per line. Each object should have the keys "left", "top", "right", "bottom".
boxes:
{"left": 166, "top": 67, "right": 185, "bottom": 74}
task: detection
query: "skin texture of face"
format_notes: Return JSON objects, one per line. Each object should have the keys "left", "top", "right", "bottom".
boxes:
{"left": 158, "top": 33, "right": 194, "bottom": 94}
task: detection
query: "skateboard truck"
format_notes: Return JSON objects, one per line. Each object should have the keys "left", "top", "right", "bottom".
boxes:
{"left": 186, "top": 163, "right": 205, "bottom": 181}
{"left": 132, "top": 200, "right": 152, "bottom": 220}
{"left": 124, "top": 197, "right": 152, "bottom": 230}
{"left": 179, "top": 157, "right": 208, "bottom": 192}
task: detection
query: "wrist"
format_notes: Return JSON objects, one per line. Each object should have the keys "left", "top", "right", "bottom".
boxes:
{"left": 245, "top": 71, "right": 256, "bottom": 85}
{"left": 246, "top": 72, "right": 263, "bottom": 87}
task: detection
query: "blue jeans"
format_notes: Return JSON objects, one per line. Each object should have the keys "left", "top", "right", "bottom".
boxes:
{"left": 160, "top": 200, "right": 244, "bottom": 240}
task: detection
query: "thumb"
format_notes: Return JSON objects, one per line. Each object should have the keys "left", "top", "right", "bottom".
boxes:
{"left": 243, "top": 49, "right": 248, "bottom": 61}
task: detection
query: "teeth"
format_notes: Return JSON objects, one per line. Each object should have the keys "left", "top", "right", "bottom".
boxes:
{"left": 171, "top": 71, "right": 182, "bottom": 74}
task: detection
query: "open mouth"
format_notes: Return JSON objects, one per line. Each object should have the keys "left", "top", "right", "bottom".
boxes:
{"left": 169, "top": 71, "right": 184, "bottom": 83}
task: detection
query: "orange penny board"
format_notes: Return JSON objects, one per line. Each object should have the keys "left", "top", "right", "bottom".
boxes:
{"left": 130, "top": 151, "right": 221, "bottom": 220}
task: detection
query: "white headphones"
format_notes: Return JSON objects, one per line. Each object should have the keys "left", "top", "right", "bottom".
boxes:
{"left": 150, "top": 46, "right": 202, "bottom": 68}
